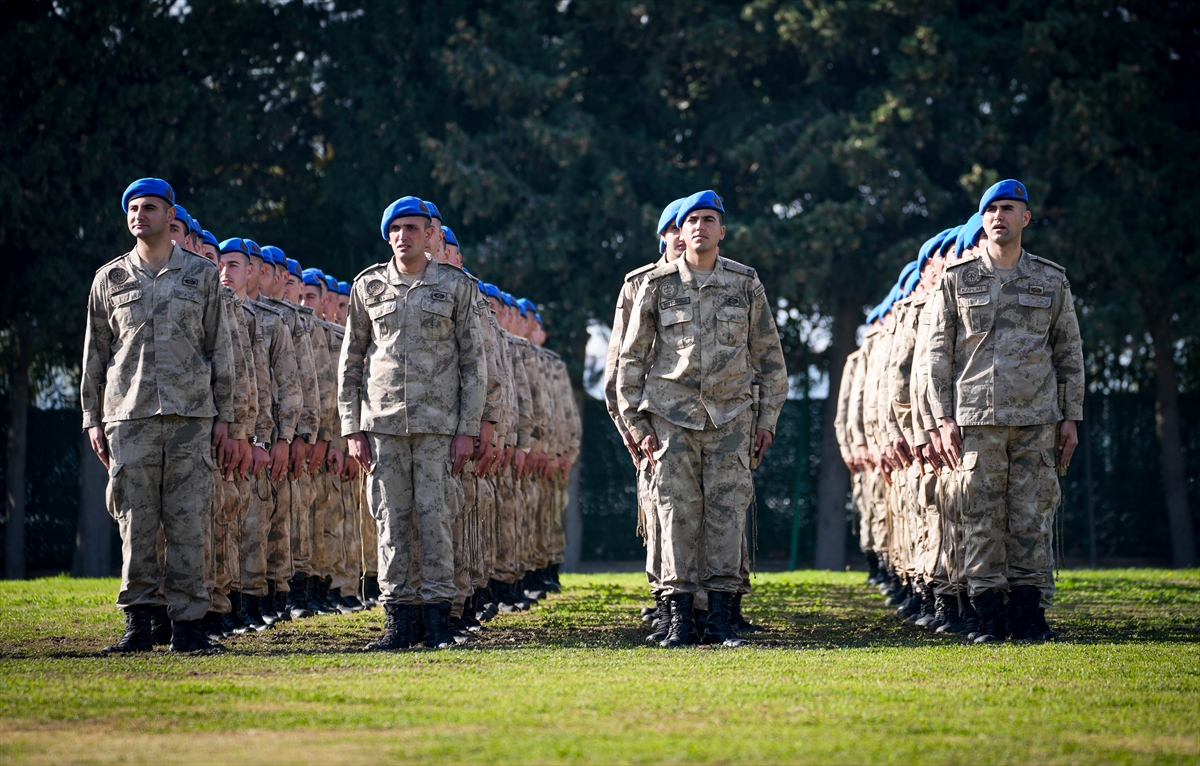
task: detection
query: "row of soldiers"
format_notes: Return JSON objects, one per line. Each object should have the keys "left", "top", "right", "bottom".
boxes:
{"left": 84, "top": 178, "right": 580, "bottom": 653}
{"left": 834, "top": 179, "right": 1085, "bottom": 643}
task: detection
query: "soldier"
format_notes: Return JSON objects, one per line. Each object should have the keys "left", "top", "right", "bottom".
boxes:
{"left": 617, "top": 190, "right": 788, "bottom": 648}
{"left": 339, "top": 196, "right": 486, "bottom": 650}
{"left": 929, "top": 180, "right": 1084, "bottom": 642}
{"left": 83, "top": 178, "right": 235, "bottom": 653}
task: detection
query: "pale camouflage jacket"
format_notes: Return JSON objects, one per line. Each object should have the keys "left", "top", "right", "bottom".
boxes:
{"left": 604, "top": 258, "right": 666, "bottom": 437}
{"left": 928, "top": 250, "right": 1085, "bottom": 426}
{"left": 338, "top": 259, "right": 485, "bottom": 437}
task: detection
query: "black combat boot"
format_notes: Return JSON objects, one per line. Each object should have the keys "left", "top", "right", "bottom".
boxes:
{"left": 971, "top": 588, "right": 1009, "bottom": 643}
{"left": 240, "top": 593, "right": 269, "bottom": 632}
{"left": 1006, "top": 585, "right": 1045, "bottom": 641}
{"left": 957, "top": 598, "right": 979, "bottom": 638}
{"left": 865, "top": 551, "right": 881, "bottom": 585}
{"left": 103, "top": 605, "right": 155, "bottom": 654}
{"left": 222, "top": 592, "right": 248, "bottom": 635}
{"left": 885, "top": 580, "right": 911, "bottom": 608}
{"left": 422, "top": 602, "right": 456, "bottom": 649}
{"left": 897, "top": 582, "right": 923, "bottom": 619}
{"left": 149, "top": 605, "right": 173, "bottom": 645}
{"left": 460, "top": 594, "right": 483, "bottom": 633}
{"left": 934, "top": 594, "right": 965, "bottom": 635}
{"left": 340, "top": 591, "right": 366, "bottom": 613}
{"left": 365, "top": 603, "right": 416, "bottom": 651}
{"left": 521, "top": 571, "right": 545, "bottom": 603}
{"left": 201, "top": 611, "right": 228, "bottom": 641}
{"left": 546, "top": 563, "right": 562, "bottom": 593}
{"left": 660, "top": 594, "right": 700, "bottom": 648}
{"left": 645, "top": 591, "right": 671, "bottom": 644}
{"left": 913, "top": 586, "right": 938, "bottom": 628}
{"left": 478, "top": 583, "right": 499, "bottom": 621}
{"left": 1032, "top": 607, "right": 1059, "bottom": 640}
{"left": 287, "top": 574, "right": 313, "bottom": 619}
{"left": 730, "top": 593, "right": 763, "bottom": 633}
{"left": 364, "top": 578, "right": 381, "bottom": 607}
{"left": 170, "top": 619, "right": 222, "bottom": 653}
{"left": 273, "top": 586, "right": 292, "bottom": 621}
{"left": 703, "top": 591, "right": 749, "bottom": 647}
{"left": 307, "top": 575, "right": 338, "bottom": 616}
{"left": 259, "top": 583, "right": 279, "bottom": 625}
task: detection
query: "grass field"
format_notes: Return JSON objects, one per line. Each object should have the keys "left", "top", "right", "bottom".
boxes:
{"left": 1, "top": 569, "right": 1197, "bottom": 764}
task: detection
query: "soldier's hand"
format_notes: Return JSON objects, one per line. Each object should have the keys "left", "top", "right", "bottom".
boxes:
{"left": 754, "top": 429, "right": 773, "bottom": 464}
{"left": 290, "top": 438, "right": 311, "bottom": 476}
{"left": 327, "top": 447, "right": 345, "bottom": 476}
{"left": 88, "top": 426, "right": 110, "bottom": 470}
{"left": 639, "top": 434, "right": 660, "bottom": 466}
{"left": 621, "top": 430, "right": 640, "bottom": 467}
{"left": 269, "top": 439, "right": 290, "bottom": 482}
{"left": 938, "top": 418, "right": 962, "bottom": 469}
{"left": 882, "top": 443, "right": 898, "bottom": 472}
{"left": 212, "top": 421, "right": 234, "bottom": 469}
{"left": 1058, "top": 420, "right": 1079, "bottom": 470}
{"left": 475, "top": 422, "right": 496, "bottom": 463}
{"left": 251, "top": 445, "right": 271, "bottom": 477}
{"left": 893, "top": 437, "right": 914, "bottom": 467}
{"left": 232, "top": 439, "right": 251, "bottom": 481}
{"left": 347, "top": 433, "right": 372, "bottom": 474}
{"left": 308, "top": 440, "right": 329, "bottom": 474}
{"left": 512, "top": 448, "right": 526, "bottom": 477}
{"left": 451, "top": 435, "right": 476, "bottom": 478}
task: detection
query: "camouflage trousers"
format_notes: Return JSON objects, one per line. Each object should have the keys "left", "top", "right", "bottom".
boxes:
{"left": 209, "top": 472, "right": 244, "bottom": 614}
{"left": 852, "top": 471, "right": 869, "bottom": 552}
{"left": 366, "top": 432, "right": 456, "bottom": 605}
{"left": 493, "top": 469, "right": 520, "bottom": 584}
{"left": 958, "top": 423, "right": 1060, "bottom": 603}
{"left": 931, "top": 466, "right": 965, "bottom": 596}
{"left": 868, "top": 466, "right": 889, "bottom": 555}
{"left": 637, "top": 458, "right": 662, "bottom": 590}
{"left": 333, "top": 474, "right": 366, "bottom": 598}
{"left": 650, "top": 410, "right": 754, "bottom": 596}
{"left": 291, "top": 472, "right": 315, "bottom": 577}
{"left": 475, "top": 475, "right": 497, "bottom": 588}
{"left": 238, "top": 475, "right": 273, "bottom": 597}
{"left": 266, "top": 478, "right": 295, "bottom": 590}
{"left": 104, "top": 415, "right": 214, "bottom": 622}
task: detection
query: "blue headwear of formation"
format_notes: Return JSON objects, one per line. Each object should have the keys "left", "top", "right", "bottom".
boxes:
{"left": 259, "top": 245, "right": 284, "bottom": 267}
{"left": 978, "top": 179, "right": 1029, "bottom": 215}
{"left": 245, "top": 240, "right": 264, "bottom": 261}
{"left": 218, "top": 238, "right": 249, "bottom": 255}
{"left": 424, "top": 201, "right": 442, "bottom": 222}
{"left": 866, "top": 306, "right": 880, "bottom": 325}
{"left": 285, "top": 258, "right": 301, "bottom": 278}
{"left": 442, "top": 226, "right": 459, "bottom": 248}
{"left": 916, "top": 233, "right": 945, "bottom": 274}
{"left": 902, "top": 264, "right": 922, "bottom": 297}
{"left": 535, "top": 313, "right": 543, "bottom": 325}
{"left": 380, "top": 196, "right": 431, "bottom": 241}
{"left": 956, "top": 212, "right": 985, "bottom": 258}
{"left": 324, "top": 275, "right": 338, "bottom": 293}
{"left": 896, "top": 260, "right": 920, "bottom": 296}
{"left": 174, "top": 205, "right": 193, "bottom": 233}
{"left": 879, "top": 285, "right": 901, "bottom": 317}
{"left": 657, "top": 198, "right": 686, "bottom": 254}
{"left": 938, "top": 226, "right": 962, "bottom": 256}
{"left": 517, "top": 298, "right": 537, "bottom": 317}
{"left": 676, "top": 190, "right": 725, "bottom": 228}
{"left": 121, "top": 178, "right": 175, "bottom": 212}
{"left": 338, "top": 281, "right": 350, "bottom": 296}
{"left": 188, "top": 215, "right": 202, "bottom": 236}
{"left": 301, "top": 267, "right": 325, "bottom": 287}
{"left": 502, "top": 292, "right": 520, "bottom": 311}
{"left": 480, "top": 283, "right": 501, "bottom": 300}
{"left": 202, "top": 230, "right": 219, "bottom": 249}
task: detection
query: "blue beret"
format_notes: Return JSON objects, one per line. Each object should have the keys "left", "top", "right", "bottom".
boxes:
{"left": 301, "top": 267, "right": 325, "bottom": 287}
{"left": 939, "top": 226, "right": 963, "bottom": 257}
{"left": 324, "top": 275, "right": 338, "bottom": 292}
{"left": 916, "top": 233, "right": 945, "bottom": 273}
{"left": 501, "top": 292, "right": 518, "bottom": 309}
{"left": 121, "top": 178, "right": 175, "bottom": 212}
{"left": 480, "top": 283, "right": 501, "bottom": 300}
{"left": 902, "top": 264, "right": 922, "bottom": 297}
{"left": 245, "top": 240, "right": 264, "bottom": 260}
{"left": 188, "top": 215, "right": 202, "bottom": 235}
{"left": 380, "top": 196, "right": 432, "bottom": 241}
{"left": 424, "top": 201, "right": 442, "bottom": 221}
{"left": 218, "top": 237, "right": 249, "bottom": 255}
{"left": 285, "top": 258, "right": 301, "bottom": 277}
{"left": 173, "top": 205, "right": 192, "bottom": 231}
{"left": 442, "top": 225, "right": 459, "bottom": 248}
{"left": 676, "top": 190, "right": 725, "bottom": 228}
{"left": 865, "top": 306, "right": 879, "bottom": 324}
{"left": 534, "top": 313, "right": 543, "bottom": 325}
{"left": 338, "top": 281, "right": 350, "bottom": 296}
{"left": 897, "top": 260, "right": 919, "bottom": 293}
{"left": 978, "top": 179, "right": 1029, "bottom": 214}
{"left": 957, "top": 213, "right": 985, "bottom": 258}
{"left": 202, "top": 230, "right": 219, "bottom": 248}
{"left": 517, "top": 298, "right": 537, "bottom": 316}
{"left": 658, "top": 198, "right": 686, "bottom": 254}
{"left": 260, "top": 245, "right": 285, "bottom": 266}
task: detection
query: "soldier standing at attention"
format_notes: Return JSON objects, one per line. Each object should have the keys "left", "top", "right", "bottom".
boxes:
{"left": 929, "top": 180, "right": 1084, "bottom": 643}
{"left": 617, "top": 190, "right": 788, "bottom": 648}
{"left": 339, "top": 196, "right": 486, "bottom": 651}
{"left": 82, "top": 178, "right": 235, "bottom": 653}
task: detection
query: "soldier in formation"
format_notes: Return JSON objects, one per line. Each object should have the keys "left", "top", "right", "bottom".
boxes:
{"left": 833, "top": 179, "right": 1084, "bottom": 642}
{"left": 85, "top": 179, "right": 580, "bottom": 653}
{"left": 608, "top": 190, "right": 788, "bottom": 648}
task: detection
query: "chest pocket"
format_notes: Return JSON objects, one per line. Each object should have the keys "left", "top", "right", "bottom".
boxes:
{"left": 715, "top": 305, "right": 748, "bottom": 347}
{"left": 169, "top": 285, "right": 203, "bottom": 327}
{"left": 1017, "top": 292, "right": 1054, "bottom": 335}
{"left": 660, "top": 305, "right": 694, "bottom": 349}
{"left": 368, "top": 300, "right": 398, "bottom": 339}
{"left": 959, "top": 294, "right": 993, "bottom": 336}
{"left": 420, "top": 293, "right": 455, "bottom": 342}
{"left": 110, "top": 288, "right": 144, "bottom": 331}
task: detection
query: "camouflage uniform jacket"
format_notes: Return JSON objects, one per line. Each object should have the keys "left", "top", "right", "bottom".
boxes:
{"left": 338, "top": 259, "right": 486, "bottom": 437}
{"left": 848, "top": 329, "right": 877, "bottom": 448}
{"left": 888, "top": 293, "right": 927, "bottom": 445}
{"left": 263, "top": 296, "right": 321, "bottom": 442}
{"left": 862, "top": 324, "right": 893, "bottom": 450}
{"left": 834, "top": 349, "right": 862, "bottom": 461}
{"left": 240, "top": 301, "right": 271, "bottom": 445}
{"left": 314, "top": 319, "right": 342, "bottom": 442}
{"left": 82, "top": 244, "right": 234, "bottom": 429}
{"left": 929, "top": 250, "right": 1085, "bottom": 426}
{"left": 229, "top": 294, "right": 259, "bottom": 442}
{"left": 617, "top": 256, "right": 788, "bottom": 442}
{"left": 604, "top": 258, "right": 666, "bottom": 436}
{"left": 250, "top": 298, "right": 301, "bottom": 444}
{"left": 505, "top": 330, "right": 535, "bottom": 451}
{"left": 512, "top": 336, "right": 548, "bottom": 451}
{"left": 909, "top": 295, "right": 938, "bottom": 447}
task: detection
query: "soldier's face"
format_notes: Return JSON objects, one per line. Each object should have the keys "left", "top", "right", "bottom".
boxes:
{"left": 168, "top": 217, "right": 189, "bottom": 248}
{"left": 272, "top": 263, "right": 286, "bottom": 295}
{"left": 202, "top": 244, "right": 219, "bottom": 263}
{"left": 389, "top": 217, "right": 432, "bottom": 260}
{"left": 445, "top": 245, "right": 462, "bottom": 268}
{"left": 428, "top": 223, "right": 444, "bottom": 256}
{"left": 662, "top": 224, "right": 684, "bottom": 261}
{"left": 682, "top": 210, "right": 725, "bottom": 256}
{"left": 321, "top": 287, "right": 338, "bottom": 319}
{"left": 127, "top": 197, "right": 171, "bottom": 240}
{"left": 219, "top": 252, "right": 249, "bottom": 294}
{"left": 300, "top": 283, "right": 322, "bottom": 310}
{"left": 983, "top": 200, "right": 1030, "bottom": 247}
{"left": 337, "top": 295, "right": 348, "bottom": 323}
{"left": 246, "top": 257, "right": 263, "bottom": 292}
{"left": 284, "top": 274, "right": 301, "bottom": 302}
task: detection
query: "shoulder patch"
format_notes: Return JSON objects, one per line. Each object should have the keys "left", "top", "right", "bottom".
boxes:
{"left": 946, "top": 253, "right": 980, "bottom": 269}
{"left": 720, "top": 258, "right": 756, "bottom": 278}
{"left": 296, "top": 305, "right": 315, "bottom": 315}
{"left": 107, "top": 266, "right": 129, "bottom": 285}
{"left": 353, "top": 263, "right": 387, "bottom": 283}
{"left": 251, "top": 299, "right": 285, "bottom": 317}
{"left": 623, "top": 262, "right": 658, "bottom": 282}
{"left": 646, "top": 262, "right": 681, "bottom": 281}
{"left": 1028, "top": 254, "right": 1067, "bottom": 273}
{"left": 96, "top": 253, "right": 130, "bottom": 274}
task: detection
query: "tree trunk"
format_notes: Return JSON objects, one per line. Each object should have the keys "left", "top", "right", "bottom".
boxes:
{"left": 5, "top": 338, "right": 28, "bottom": 580}
{"left": 813, "top": 303, "right": 858, "bottom": 570}
{"left": 1150, "top": 327, "right": 1196, "bottom": 568}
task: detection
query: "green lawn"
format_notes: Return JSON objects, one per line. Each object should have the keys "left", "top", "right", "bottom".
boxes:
{"left": 1, "top": 570, "right": 1197, "bottom": 764}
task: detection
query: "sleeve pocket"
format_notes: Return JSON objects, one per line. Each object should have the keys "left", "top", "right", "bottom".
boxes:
{"left": 368, "top": 301, "right": 397, "bottom": 320}
{"left": 661, "top": 307, "right": 692, "bottom": 327}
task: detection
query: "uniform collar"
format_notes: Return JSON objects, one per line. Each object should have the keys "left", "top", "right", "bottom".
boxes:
{"left": 978, "top": 248, "right": 1029, "bottom": 282}
{"left": 387, "top": 256, "right": 440, "bottom": 287}
{"left": 677, "top": 255, "right": 728, "bottom": 289}
{"left": 128, "top": 242, "right": 186, "bottom": 277}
